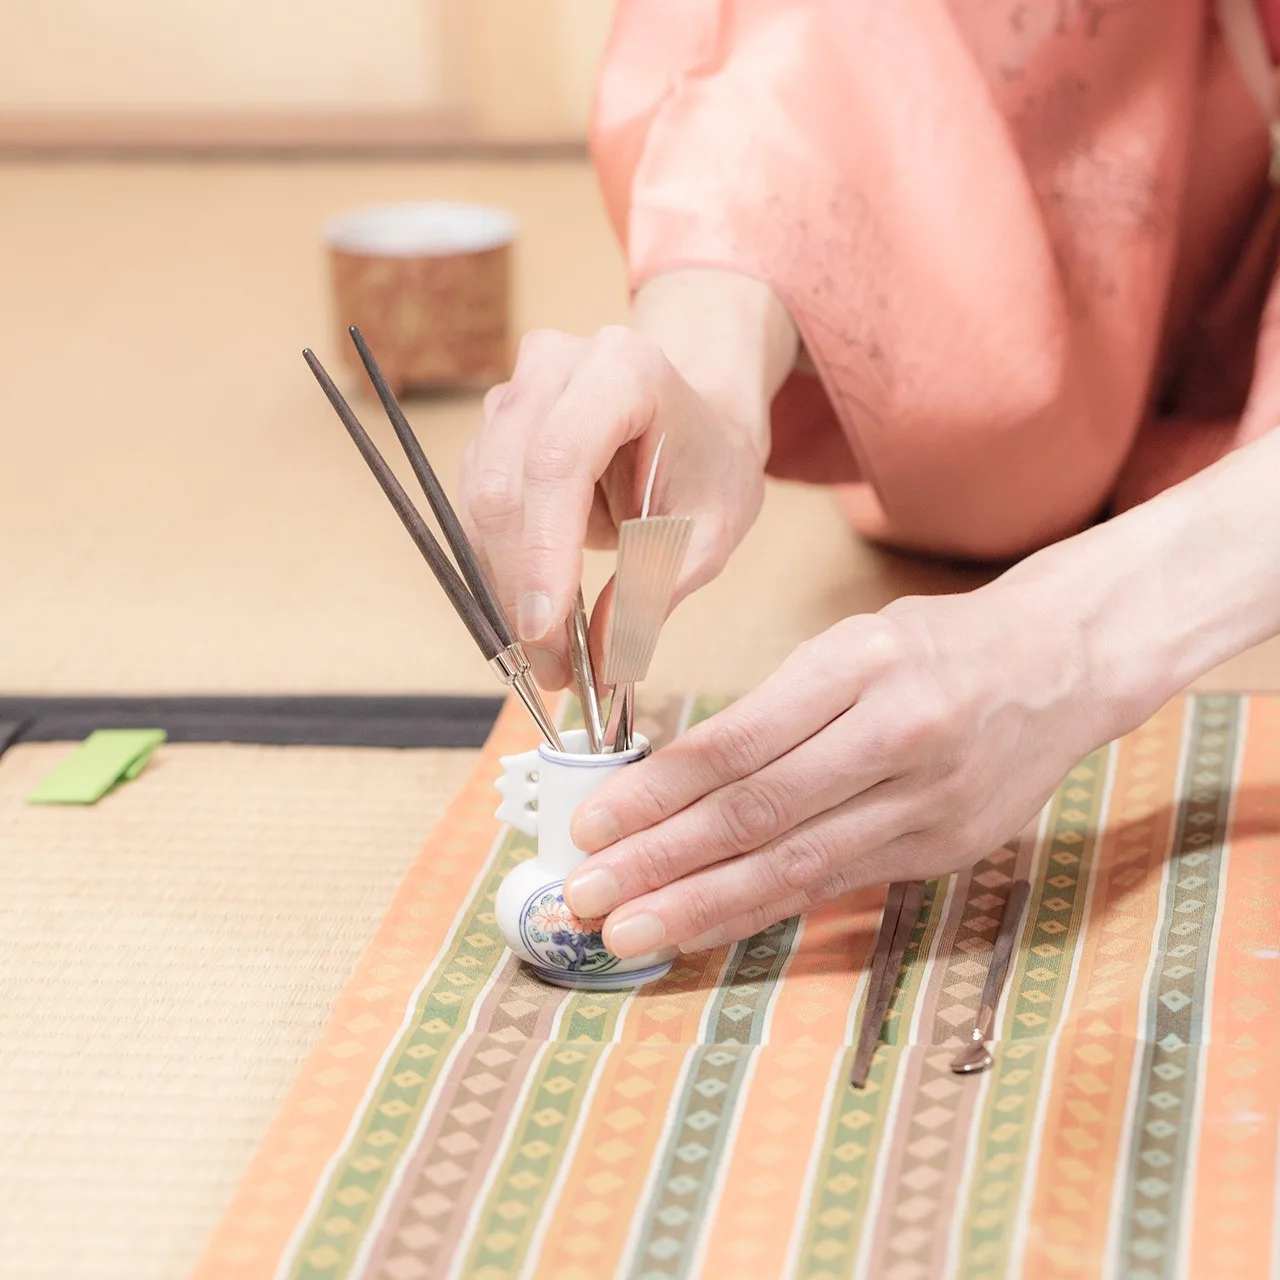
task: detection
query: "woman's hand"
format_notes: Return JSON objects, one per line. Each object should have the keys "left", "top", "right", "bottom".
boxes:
{"left": 458, "top": 270, "right": 798, "bottom": 689}
{"left": 562, "top": 581, "right": 1106, "bottom": 956}
{"left": 560, "top": 423, "right": 1280, "bottom": 955}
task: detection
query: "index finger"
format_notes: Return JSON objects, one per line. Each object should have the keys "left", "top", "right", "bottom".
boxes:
{"left": 515, "top": 327, "right": 667, "bottom": 646}
{"left": 570, "top": 622, "right": 879, "bottom": 851}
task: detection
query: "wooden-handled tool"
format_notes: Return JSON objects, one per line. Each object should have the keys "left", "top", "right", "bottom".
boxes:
{"left": 304, "top": 330, "right": 564, "bottom": 751}
{"left": 850, "top": 880, "right": 925, "bottom": 1089}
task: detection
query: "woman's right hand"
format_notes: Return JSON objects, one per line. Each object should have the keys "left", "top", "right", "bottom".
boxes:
{"left": 459, "top": 310, "right": 781, "bottom": 690}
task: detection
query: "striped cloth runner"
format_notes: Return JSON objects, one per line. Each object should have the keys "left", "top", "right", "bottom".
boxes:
{"left": 197, "top": 692, "right": 1280, "bottom": 1279}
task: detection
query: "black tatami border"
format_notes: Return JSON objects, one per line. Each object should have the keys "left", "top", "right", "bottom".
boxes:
{"left": 0, "top": 695, "right": 505, "bottom": 758}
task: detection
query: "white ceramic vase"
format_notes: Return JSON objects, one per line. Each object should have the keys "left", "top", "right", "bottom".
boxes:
{"left": 493, "top": 728, "right": 676, "bottom": 989}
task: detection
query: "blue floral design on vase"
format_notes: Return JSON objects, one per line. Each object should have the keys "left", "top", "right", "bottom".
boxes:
{"left": 518, "top": 883, "right": 620, "bottom": 981}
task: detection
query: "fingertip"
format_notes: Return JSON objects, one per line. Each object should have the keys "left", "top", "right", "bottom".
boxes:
{"left": 528, "top": 644, "right": 569, "bottom": 691}
{"left": 678, "top": 926, "right": 726, "bottom": 954}
{"left": 571, "top": 803, "right": 619, "bottom": 852}
{"left": 518, "top": 591, "right": 553, "bottom": 643}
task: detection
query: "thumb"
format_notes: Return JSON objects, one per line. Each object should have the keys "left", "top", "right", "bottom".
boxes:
{"left": 586, "top": 576, "right": 616, "bottom": 692}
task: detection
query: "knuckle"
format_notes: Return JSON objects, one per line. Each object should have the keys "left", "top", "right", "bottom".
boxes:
{"left": 776, "top": 827, "right": 832, "bottom": 892}
{"left": 859, "top": 616, "right": 908, "bottom": 669}
{"left": 892, "top": 683, "right": 956, "bottom": 760}
{"left": 589, "top": 327, "right": 662, "bottom": 407}
{"left": 719, "top": 783, "right": 785, "bottom": 852}
{"left": 831, "top": 613, "right": 905, "bottom": 667}
{"left": 700, "top": 718, "right": 764, "bottom": 781}
{"left": 736, "top": 901, "right": 783, "bottom": 940}
{"left": 789, "top": 631, "right": 829, "bottom": 669}
{"left": 628, "top": 837, "right": 680, "bottom": 892}
{"left": 679, "top": 883, "right": 722, "bottom": 937}
{"left": 804, "top": 867, "right": 856, "bottom": 907}
{"left": 524, "top": 437, "right": 580, "bottom": 485}
{"left": 517, "top": 327, "right": 568, "bottom": 362}
{"left": 482, "top": 382, "right": 509, "bottom": 419}
{"left": 624, "top": 770, "right": 678, "bottom": 832}
{"left": 467, "top": 467, "right": 522, "bottom": 531}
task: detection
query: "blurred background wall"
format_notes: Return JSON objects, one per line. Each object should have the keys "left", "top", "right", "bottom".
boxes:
{"left": 0, "top": 0, "right": 613, "bottom": 148}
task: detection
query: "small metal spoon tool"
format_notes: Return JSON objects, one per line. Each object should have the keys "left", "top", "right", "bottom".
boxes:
{"left": 950, "top": 878, "right": 1031, "bottom": 1075}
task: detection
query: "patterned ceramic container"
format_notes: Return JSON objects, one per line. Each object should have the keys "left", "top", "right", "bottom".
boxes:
{"left": 324, "top": 202, "right": 515, "bottom": 393}
{"left": 493, "top": 728, "right": 676, "bottom": 989}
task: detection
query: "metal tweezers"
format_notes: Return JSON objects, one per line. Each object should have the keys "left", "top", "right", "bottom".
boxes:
{"left": 849, "top": 860, "right": 1030, "bottom": 1089}
{"left": 849, "top": 880, "right": 925, "bottom": 1089}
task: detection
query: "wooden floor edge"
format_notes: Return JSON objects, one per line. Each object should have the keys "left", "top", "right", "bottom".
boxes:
{"left": 0, "top": 109, "right": 588, "bottom": 159}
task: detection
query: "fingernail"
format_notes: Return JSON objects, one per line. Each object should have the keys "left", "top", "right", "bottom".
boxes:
{"left": 573, "top": 805, "right": 620, "bottom": 852}
{"left": 518, "top": 591, "right": 553, "bottom": 642}
{"left": 528, "top": 647, "right": 562, "bottom": 690}
{"left": 564, "top": 866, "right": 620, "bottom": 917}
{"left": 679, "top": 926, "right": 726, "bottom": 954}
{"left": 607, "top": 912, "right": 665, "bottom": 958}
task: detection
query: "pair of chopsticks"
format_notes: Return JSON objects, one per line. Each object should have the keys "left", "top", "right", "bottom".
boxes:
{"left": 849, "top": 870, "right": 1029, "bottom": 1088}
{"left": 850, "top": 880, "right": 924, "bottom": 1088}
{"left": 303, "top": 328, "right": 563, "bottom": 751}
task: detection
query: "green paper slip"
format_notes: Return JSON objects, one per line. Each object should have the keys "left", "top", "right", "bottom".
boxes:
{"left": 26, "top": 729, "right": 166, "bottom": 805}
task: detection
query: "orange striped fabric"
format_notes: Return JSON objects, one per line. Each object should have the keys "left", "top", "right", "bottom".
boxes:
{"left": 196, "top": 693, "right": 1280, "bottom": 1280}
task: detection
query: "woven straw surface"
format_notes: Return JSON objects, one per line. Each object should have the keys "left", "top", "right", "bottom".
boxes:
{"left": 0, "top": 740, "right": 477, "bottom": 1278}
{"left": 1, "top": 156, "right": 1277, "bottom": 1279}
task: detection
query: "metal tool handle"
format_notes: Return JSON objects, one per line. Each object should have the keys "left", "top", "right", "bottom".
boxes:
{"left": 850, "top": 880, "right": 924, "bottom": 1088}
{"left": 603, "top": 683, "right": 634, "bottom": 753}
{"left": 613, "top": 684, "right": 634, "bottom": 753}
{"left": 976, "top": 878, "right": 1030, "bottom": 1020}
{"left": 568, "top": 590, "right": 604, "bottom": 752}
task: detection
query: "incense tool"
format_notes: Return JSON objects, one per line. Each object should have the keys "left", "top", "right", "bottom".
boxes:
{"left": 850, "top": 881, "right": 925, "bottom": 1089}
{"left": 567, "top": 589, "right": 604, "bottom": 752}
{"left": 304, "top": 329, "right": 563, "bottom": 750}
{"left": 602, "top": 515, "right": 691, "bottom": 751}
{"left": 950, "top": 878, "right": 1030, "bottom": 1075}
{"left": 602, "top": 437, "right": 690, "bottom": 752}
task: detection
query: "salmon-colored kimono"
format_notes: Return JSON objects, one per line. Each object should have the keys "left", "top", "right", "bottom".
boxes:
{"left": 592, "top": 0, "right": 1280, "bottom": 556}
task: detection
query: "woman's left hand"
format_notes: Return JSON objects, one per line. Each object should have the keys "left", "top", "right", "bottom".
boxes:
{"left": 563, "top": 583, "right": 1110, "bottom": 957}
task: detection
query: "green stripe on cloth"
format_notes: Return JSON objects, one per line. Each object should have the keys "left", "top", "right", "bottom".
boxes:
{"left": 790, "top": 881, "right": 947, "bottom": 1279}
{"left": 955, "top": 745, "right": 1112, "bottom": 1280}
{"left": 456, "top": 1040, "right": 611, "bottom": 1277}
{"left": 559, "top": 990, "right": 633, "bottom": 1043}
{"left": 288, "top": 828, "right": 530, "bottom": 1278}
{"left": 288, "top": 695, "right": 697, "bottom": 1275}
{"left": 1113, "top": 695, "right": 1241, "bottom": 1279}
{"left": 625, "top": 916, "right": 801, "bottom": 1279}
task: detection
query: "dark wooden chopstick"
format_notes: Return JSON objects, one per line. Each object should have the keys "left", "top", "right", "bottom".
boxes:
{"left": 302, "top": 348, "right": 503, "bottom": 661}
{"left": 346, "top": 326, "right": 517, "bottom": 649}
{"left": 850, "top": 880, "right": 925, "bottom": 1088}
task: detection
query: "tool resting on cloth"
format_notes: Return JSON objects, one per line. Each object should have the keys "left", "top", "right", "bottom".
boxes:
{"left": 198, "top": 692, "right": 1280, "bottom": 1279}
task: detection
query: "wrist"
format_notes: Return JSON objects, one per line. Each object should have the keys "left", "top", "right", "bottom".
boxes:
{"left": 632, "top": 268, "right": 797, "bottom": 465}
{"left": 997, "top": 460, "right": 1273, "bottom": 745}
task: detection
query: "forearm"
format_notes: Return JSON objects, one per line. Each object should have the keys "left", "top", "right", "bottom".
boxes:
{"left": 631, "top": 270, "right": 798, "bottom": 463}
{"left": 1002, "top": 429, "right": 1280, "bottom": 742}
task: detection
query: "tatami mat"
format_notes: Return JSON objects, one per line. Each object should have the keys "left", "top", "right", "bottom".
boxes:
{"left": 0, "top": 740, "right": 477, "bottom": 1279}
{"left": 0, "top": 158, "right": 998, "bottom": 701}
{"left": 3, "top": 155, "right": 1279, "bottom": 1280}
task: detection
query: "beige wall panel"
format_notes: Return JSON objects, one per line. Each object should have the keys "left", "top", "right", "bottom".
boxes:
{"left": 0, "top": 0, "right": 446, "bottom": 110}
